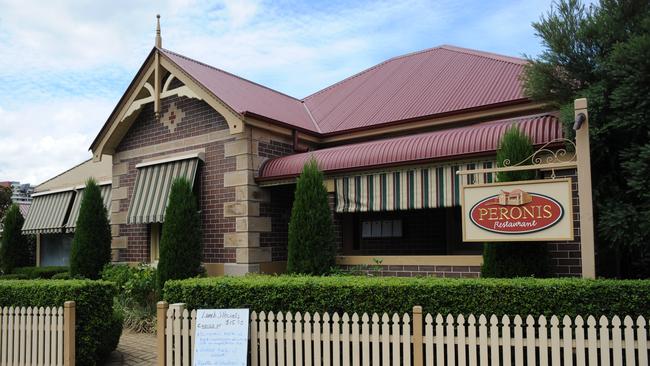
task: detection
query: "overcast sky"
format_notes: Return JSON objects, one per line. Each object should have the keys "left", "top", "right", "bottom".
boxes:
{"left": 0, "top": 0, "right": 578, "bottom": 185}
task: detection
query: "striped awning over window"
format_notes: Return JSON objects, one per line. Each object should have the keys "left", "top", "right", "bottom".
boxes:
{"left": 127, "top": 157, "right": 199, "bottom": 224}
{"left": 22, "top": 190, "right": 75, "bottom": 234}
{"left": 65, "top": 184, "right": 113, "bottom": 232}
{"left": 335, "top": 161, "right": 495, "bottom": 213}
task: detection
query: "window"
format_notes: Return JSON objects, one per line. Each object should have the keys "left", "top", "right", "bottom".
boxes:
{"left": 361, "top": 219, "right": 402, "bottom": 238}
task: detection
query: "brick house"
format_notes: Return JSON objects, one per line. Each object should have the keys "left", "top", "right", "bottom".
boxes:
{"left": 69, "top": 31, "right": 583, "bottom": 277}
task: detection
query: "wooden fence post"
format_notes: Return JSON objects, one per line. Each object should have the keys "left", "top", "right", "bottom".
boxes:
{"left": 157, "top": 301, "right": 169, "bottom": 366}
{"left": 412, "top": 306, "right": 423, "bottom": 366}
{"left": 63, "top": 301, "right": 75, "bottom": 366}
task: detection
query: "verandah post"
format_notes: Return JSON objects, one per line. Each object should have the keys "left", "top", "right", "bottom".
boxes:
{"left": 157, "top": 301, "right": 169, "bottom": 366}
{"left": 63, "top": 301, "right": 75, "bottom": 366}
{"left": 412, "top": 306, "right": 423, "bottom": 366}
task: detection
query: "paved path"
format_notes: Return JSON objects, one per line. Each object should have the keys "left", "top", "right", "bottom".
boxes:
{"left": 104, "top": 330, "right": 157, "bottom": 366}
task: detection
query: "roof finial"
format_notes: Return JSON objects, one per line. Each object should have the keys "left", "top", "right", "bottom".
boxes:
{"left": 155, "top": 14, "right": 162, "bottom": 48}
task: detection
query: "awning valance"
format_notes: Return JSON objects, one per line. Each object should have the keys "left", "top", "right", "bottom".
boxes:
{"left": 335, "top": 161, "right": 495, "bottom": 213}
{"left": 127, "top": 157, "right": 199, "bottom": 224}
{"left": 65, "top": 184, "right": 113, "bottom": 232}
{"left": 22, "top": 190, "right": 75, "bottom": 234}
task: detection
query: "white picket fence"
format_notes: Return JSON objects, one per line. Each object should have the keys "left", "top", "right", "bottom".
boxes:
{"left": 0, "top": 302, "right": 76, "bottom": 366}
{"left": 157, "top": 302, "right": 649, "bottom": 366}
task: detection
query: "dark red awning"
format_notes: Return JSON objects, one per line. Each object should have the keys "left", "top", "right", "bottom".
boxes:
{"left": 258, "top": 113, "right": 562, "bottom": 181}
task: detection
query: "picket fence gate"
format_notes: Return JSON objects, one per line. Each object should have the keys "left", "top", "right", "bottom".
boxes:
{"left": 157, "top": 302, "right": 649, "bottom": 366}
{"left": 0, "top": 301, "right": 76, "bottom": 366}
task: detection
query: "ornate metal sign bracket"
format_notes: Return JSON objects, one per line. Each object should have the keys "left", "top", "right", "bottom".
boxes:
{"left": 457, "top": 138, "right": 578, "bottom": 182}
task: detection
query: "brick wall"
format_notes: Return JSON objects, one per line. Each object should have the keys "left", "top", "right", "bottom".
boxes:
{"left": 113, "top": 95, "right": 237, "bottom": 263}
{"left": 258, "top": 140, "right": 294, "bottom": 159}
{"left": 255, "top": 132, "right": 297, "bottom": 263}
{"left": 337, "top": 264, "right": 481, "bottom": 278}
{"left": 259, "top": 186, "right": 293, "bottom": 261}
{"left": 116, "top": 96, "right": 226, "bottom": 152}
{"left": 544, "top": 169, "right": 582, "bottom": 277}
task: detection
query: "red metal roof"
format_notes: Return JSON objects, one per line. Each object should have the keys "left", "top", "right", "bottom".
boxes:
{"left": 258, "top": 113, "right": 562, "bottom": 180}
{"left": 160, "top": 49, "right": 320, "bottom": 133}
{"left": 303, "top": 45, "right": 528, "bottom": 134}
{"left": 161, "top": 45, "right": 528, "bottom": 135}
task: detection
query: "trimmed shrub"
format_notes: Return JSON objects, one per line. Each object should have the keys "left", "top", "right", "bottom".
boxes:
{"left": 0, "top": 204, "right": 32, "bottom": 274}
{"left": 70, "top": 179, "right": 111, "bottom": 279}
{"left": 287, "top": 158, "right": 335, "bottom": 274}
{"left": 482, "top": 126, "right": 551, "bottom": 277}
{"left": 51, "top": 272, "right": 72, "bottom": 280}
{"left": 164, "top": 275, "right": 650, "bottom": 318}
{"left": 0, "top": 280, "right": 122, "bottom": 365}
{"left": 156, "top": 178, "right": 202, "bottom": 292}
{"left": 13, "top": 266, "right": 68, "bottom": 279}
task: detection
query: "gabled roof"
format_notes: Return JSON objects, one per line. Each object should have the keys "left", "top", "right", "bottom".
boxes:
{"left": 160, "top": 45, "right": 529, "bottom": 135}
{"left": 258, "top": 113, "right": 561, "bottom": 180}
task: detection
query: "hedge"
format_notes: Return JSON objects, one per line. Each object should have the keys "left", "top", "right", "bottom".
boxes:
{"left": 0, "top": 274, "right": 28, "bottom": 280}
{"left": 13, "top": 266, "right": 68, "bottom": 279}
{"left": 164, "top": 275, "right": 650, "bottom": 318}
{"left": 0, "top": 280, "right": 122, "bottom": 366}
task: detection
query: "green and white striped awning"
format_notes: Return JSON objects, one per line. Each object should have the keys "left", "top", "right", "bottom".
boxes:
{"left": 65, "top": 184, "right": 113, "bottom": 232}
{"left": 335, "top": 161, "right": 495, "bottom": 213}
{"left": 127, "top": 157, "right": 199, "bottom": 224}
{"left": 22, "top": 190, "right": 75, "bottom": 234}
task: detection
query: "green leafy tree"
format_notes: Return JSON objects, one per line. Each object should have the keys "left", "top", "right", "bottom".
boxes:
{"left": 523, "top": 0, "right": 650, "bottom": 277}
{"left": 156, "top": 178, "right": 202, "bottom": 291}
{"left": 0, "top": 186, "right": 12, "bottom": 222}
{"left": 287, "top": 158, "right": 336, "bottom": 275}
{"left": 0, "top": 204, "right": 32, "bottom": 273}
{"left": 481, "top": 126, "right": 551, "bottom": 277}
{"left": 70, "top": 178, "right": 111, "bottom": 279}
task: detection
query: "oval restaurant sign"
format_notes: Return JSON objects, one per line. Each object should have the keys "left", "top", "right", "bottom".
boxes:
{"left": 462, "top": 179, "right": 573, "bottom": 242}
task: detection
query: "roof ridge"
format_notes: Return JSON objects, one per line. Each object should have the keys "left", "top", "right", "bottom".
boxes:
{"left": 437, "top": 44, "right": 528, "bottom": 65}
{"left": 301, "top": 101, "right": 322, "bottom": 134}
{"left": 302, "top": 46, "right": 445, "bottom": 101}
{"left": 160, "top": 48, "right": 303, "bottom": 102}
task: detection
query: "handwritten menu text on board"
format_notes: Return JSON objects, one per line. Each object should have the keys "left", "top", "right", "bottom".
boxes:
{"left": 193, "top": 309, "right": 249, "bottom": 366}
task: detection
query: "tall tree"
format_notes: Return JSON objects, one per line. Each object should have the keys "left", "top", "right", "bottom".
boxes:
{"left": 287, "top": 158, "right": 336, "bottom": 275}
{"left": 70, "top": 179, "right": 111, "bottom": 279}
{"left": 481, "top": 126, "right": 551, "bottom": 278}
{"left": 156, "top": 178, "right": 202, "bottom": 292}
{"left": 523, "top": 0, "right": 650, "bottom": 277}
{"left": 0, "top": 186, "right": 12, "bottom": 222}
{"left": 0, "top": 204, "right": 32, "bottom": 273}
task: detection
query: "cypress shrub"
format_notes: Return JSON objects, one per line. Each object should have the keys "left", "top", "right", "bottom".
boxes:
{"left": 481, "top": 126, "right": 551, "bottom": 277}
{"left": 287, "top": 158, "right": 335, "bottom": 275}
{"left": 156, "top": 178, "right": 202, "bottom": 292}
{"left": 70, "top": 179, "right": 111, "bottom": 279}
{"left": 0, "top": 204, "right": 32, "bottom": 274}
